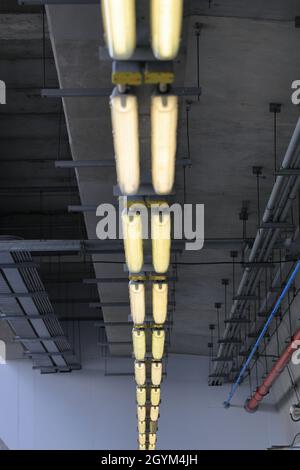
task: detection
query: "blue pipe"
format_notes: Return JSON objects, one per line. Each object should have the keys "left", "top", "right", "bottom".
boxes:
{"left": 223, "top": 260, "right": 300, "bottom": 408}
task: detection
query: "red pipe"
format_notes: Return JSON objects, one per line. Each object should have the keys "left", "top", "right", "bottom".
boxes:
{"left": 245, "top": 328, "right": 300, "bottom": 413}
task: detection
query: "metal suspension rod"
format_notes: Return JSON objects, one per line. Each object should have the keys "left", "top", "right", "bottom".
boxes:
{"left": 215, "top": 118, "right": 300, "bottom": 375}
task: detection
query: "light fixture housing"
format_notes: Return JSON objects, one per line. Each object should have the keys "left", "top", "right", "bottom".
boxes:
{"left": 152, "top": 329, "right": 165, "bottom": 360}
{"left": 133, "top": 328, "right": 146, "bottom": 361}
{"left": 153, "top": 282, "right": 168, "bottom": 325}
{"left": 102, "top": 0, "right": 136, "bottom": 60}
{"left": 151, "top": 203, "right": 171, "bottom": 273}
{"left": 129, "top": 281, "right": 145, "bottom": 325}
{"left": 148, "top": 444, "right": 156, "bottom": 451}
{"left": 151, "top": 94, "right": 178, "bottom": 195}
{"left": 122, "top": 207, "right": 144, "bottom": 273}
{"left": 150, "top": 0, "right": 183, "bottom": 60}
{"left": 135, "top": 362, "right": 146, "bottom": 386}
{"left": 151, "top": 362, "right": 162, "bottom": 386}
{"left": 110, "top": 91, "right": 140, "bottom": 195}
{"left": 150, "top": 406, "right": 159, "bottom": 422}
{"left": 138, "top": 420, "right": 146, "bottom": 434}
{"left": 149, "top": 433, "right": 157, "bottom": 446}
{"left": 139, "top": 444, "right": 146, "bottom": 451}
{"left": 136, "top": 387, "right": 146, "bottom": 407}
{"left": 151, "top": 387, "right": 161, "bottom": 406}
{"left": 139, "top": 433, "right": 146, "bottom": 446}
{"left": 137, "top": 405, "right": 146, "bottom": 422}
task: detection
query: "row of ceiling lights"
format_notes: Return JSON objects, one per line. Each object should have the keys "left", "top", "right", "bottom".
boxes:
{"left": 101, "top": 0, "right": 184, "bottom": 451}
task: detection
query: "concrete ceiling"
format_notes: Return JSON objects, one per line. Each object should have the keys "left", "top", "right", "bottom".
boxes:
{"left": 1, "top": 0, "right": 300, "bottom": 364}
{"left": 0, "top": 1, "right": 101, "bottom": 357}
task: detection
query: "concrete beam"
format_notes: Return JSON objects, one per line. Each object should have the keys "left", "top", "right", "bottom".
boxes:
{"left": 0, "top": 14, "right": 48, "bottom": 40}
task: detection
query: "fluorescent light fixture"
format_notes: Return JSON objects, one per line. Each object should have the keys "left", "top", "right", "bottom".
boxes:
{"left": 135, "top": 362, "right": 146, "bottom": 386}
{"left": 149, "top": 433, "right": 157, "bottom": 446}
{"left": 137, "top": 405, "right": 146, "bottom": 422}
{"left": 151, "top": 203, "right": 171, "bottom": 273}
{"left": 151, "top": 94, "right": 178, "bottom": 195}
{"left": 150, "top": 0, "right": 183, "bottom": 60}
{"left": 151, "top": 387, "right": 161, "bottom": 406}
{"left": 152, "top": 329, "right": 165, "bottom": 360}
{"left": 150, "top": 406, "right": 159, "bottom": 422}
{"left": 151, "top": 362, "right": 162, "bottom": 386}
{"left": 110, "top": 92, "right": 140, "bottom": 195}
{"left": 129, "top": 281, "right": 145, "bottom": 325}
{"left": 139, "top": 434, "right": 146, "bottom": 446}
{"left": 102, "top": 0, "right": 136, "bottom": 60}
{"left": 148, "top": 444, "right": 156, "bottom": 451}
{"left": 139, "top": 444, "right": 146, "bottom": 451}
{"left": 133, "top": 328, "right": 146, "bottom": 361}
{"left": 138, "top": 420, "right": 146, "bottom": 434}
{"left": 122, "top": 208, "right": 143, "bottom": 273}
{"left": 153, "top": 282, "right": 168, "bottom": 325}
{"left": 136, "top": 387, "right": 146, "bottom": 406}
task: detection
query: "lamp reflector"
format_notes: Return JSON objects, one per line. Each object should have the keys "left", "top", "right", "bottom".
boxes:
{"left": 149, "top": 433, "right": 157, "bottom": 446}
{"left": 135, "top": 362, "right": 146, "bottom": 386}
{"left": 151, "top": 362, "right": 162, "bottom": 386}
{"left": 151, "top": 387, "right": 161, "bottom": 406}
{"left": 129, "top": 281, "right": 145, "bottom": 325}
{"left": 102, "top": 0, "right": 136, "bottom": 60}
{"left": 152, "top": 329, "right": 165, "bottom": 360}
{"left": 150, "top": 0, "right": 183, "bottom": 60}
{"left": 133, "top": 328, "right": 146, "bottom": 361}
{"left": 122, "top": 208, "right": 143, "bottom": 273}
{"left": 151, "top": 203, "right": 171, "bottom": 273}
{"left": 150, "top": 406, "right": 159, "bottom": 422}
{"left": 151, "top": 94, "right": 178, "bottom": 195}
{"left": 136, "top": 387, "right": 146, "bottom": 407}
{"left": 138, "top": 420, "right": 146, "bottom": 434}
{"left": 137, "top": 405, "right": 146, "bottom": 422}
{"left": 110, "top": 93, "right": 140, "bottom": 195}
{"left": 153, "top": 282, "right": 168, "bottom": 325}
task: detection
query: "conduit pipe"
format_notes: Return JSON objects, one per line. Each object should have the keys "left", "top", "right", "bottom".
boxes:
{"left": 245, "top": 328, "right": 300, "bottom": 412}
{"left": 214, "top": 118, "right": 300, "bottom": 376}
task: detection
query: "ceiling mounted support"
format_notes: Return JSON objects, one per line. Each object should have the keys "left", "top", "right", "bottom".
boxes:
{"left": 224, "top": 318, "right": 250, "bottom": 324}
{"left": 14, "top": 335, "right": 65, "bottom": 343}
{"left": 19, "top": 0, "right": 98, "bottom": 4}
{"left": 242, "top": 262, "right": 275, "bottom": 269}
{"left": 260, "top": 222, "right": 295, "bottom": 230}
{"left": 32, "top": 365, "right": 81, "bottom": 372}
{"left": 212, "top": 356, "right": 234, "bottom": 362}
{"left": 218, "top": 338, "right": 242, "bottom": 345}
{"left": 275, "top": 169, "right": 300, "bottom": 176}
{"left": 233, "top": 295, "right": 259, "bottom": 301}
{"left": 42, "top": 87, "right": 201, "bottom": 98}
{"left": 0, "top": 262, "right": 39, "bottom": 269}
{"left": 89, "top": 301, "right": 130, "bottom": 309}
{"left": 55, "top": 158, "right": 192, "bottom": 169}
{"left": 0, "top": 238, "right": 253, "bottom": 253}
{"left": 209, "top": 373, "right": 229, "bottom": 379}
{"left": 0, "top": 291, "right": 48, "bottom": 299}
{"left": 0, "top": 314, "right": 56, "bottom": 320}
{"left": 83, "top": 277, "right": 176, "bottom": 284}
{"left": 24, "top": 351, "right": 73, "bottom": 357}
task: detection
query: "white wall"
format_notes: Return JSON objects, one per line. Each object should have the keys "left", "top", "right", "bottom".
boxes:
{"left": 0, "top": 329, "right": 289, "bottom": 450}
